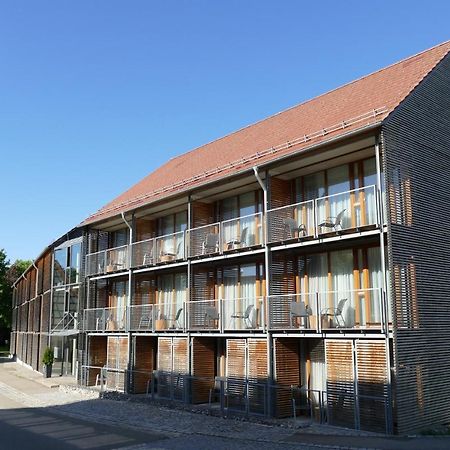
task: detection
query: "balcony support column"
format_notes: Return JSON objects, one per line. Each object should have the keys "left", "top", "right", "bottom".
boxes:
{"left": 121, "top": 211, "right": 134, "bottom": 394}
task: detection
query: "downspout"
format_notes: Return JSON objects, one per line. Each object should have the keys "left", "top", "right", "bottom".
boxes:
{"left": 120, "top": 211, "right": 133, "bottom": 393}
{"left": 253, "top": 166, "right": 273, "bottom": 416}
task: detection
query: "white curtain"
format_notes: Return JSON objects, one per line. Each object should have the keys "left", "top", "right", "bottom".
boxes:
{"left": 330, "top": 249, "right": 354, "bottom": 327}
{"left": 367, "top": 247, "right": 383, "bottom": 325}
{"left": 325, "top": 165, "right": 351, "bottom": 231}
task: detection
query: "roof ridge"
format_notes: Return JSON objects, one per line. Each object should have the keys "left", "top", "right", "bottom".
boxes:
{"left": 163, "top": 40, "right": 450, "bottom": 164}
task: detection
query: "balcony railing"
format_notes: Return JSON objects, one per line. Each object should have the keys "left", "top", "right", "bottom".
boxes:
{"left": 189, "top": 212, "right": 263, "bottom": 258}
{"left": 267, "top": 293, "right": 318, "bottom": 331}
{"left": 315, "top": 185, "right": 377, "bottom": 235}
{"left": 128, "top": 304, "right": 155, "bottom": 331}
{"left": 223, "top": 297, "right": 265, "bottom": 331}
{"left": 186, "top": 297, "right": 265, "bottom": 332}
{"left": 186, "top": 299, "right": 221, "bottom": 331}
{"left": 153, "top": 301, "right": 185, "bottom": 331}
{"left": 85, "top": 245, "right": 129, "bottom": 277}
{"left": 267, "top": 288, "right": 384, "bottom": 332}
{"left": 267, "top": 200, "right": 315, "bottom": 243}
{"left": 130, "top": 231, "right": 186, "bottom": 269}
{"left": 318, "top": 288, "right": 384, "bottom": 331}
{"left": 83, "top": 306, "right": 127, "bottom": 332}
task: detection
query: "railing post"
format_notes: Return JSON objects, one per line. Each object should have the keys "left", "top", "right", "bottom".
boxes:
{"left": 316, "top": 293, "right": 321, "bottom": 333}
{"left": 219, "top": 299, "right": 224, "bottom": 333}
{"left": 313, "top": 199, "right": 318, "bottom": 238}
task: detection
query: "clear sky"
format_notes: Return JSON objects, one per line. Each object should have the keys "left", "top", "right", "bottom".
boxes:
{"left": 1, "top": 0, "right": 449, "bottom": 262}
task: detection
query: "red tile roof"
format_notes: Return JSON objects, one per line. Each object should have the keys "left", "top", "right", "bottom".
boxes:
{"left": 83, "top": 41, "right": 450, "bottom": 225}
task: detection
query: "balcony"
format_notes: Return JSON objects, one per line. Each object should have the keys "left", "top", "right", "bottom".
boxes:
{"left": 186, "top": 297, "right": 265, "bottom": 332}
{"left": 189, "top": 212, "right": 263, "bottom": 258}
{"left": 267, "top": 185, "right": 378, "bottom": 245}
{"left": 130, "top": 231, "right": 186, "bottom": 269}
{"left": 85, "top": 245, "right": 129, "bottom": 277}
{"left": 267, "top": 288, "right": 385, "bottom": 332}
{"left": 83, "top": 306, "right": 127, "bottom": 332}
{"left": 128, "top": 304, "right": 155, "bottom": 331}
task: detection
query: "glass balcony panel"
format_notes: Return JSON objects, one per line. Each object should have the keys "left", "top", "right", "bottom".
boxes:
{"left": 105, "top": 245, "right": 129, "bottom": 272}
{"left": 155, "top": 231, "right": 185, "bottom": 263}
{"left": 85, "top": 250, "right": 106, "bottom": 276}
{"left": 318, "top": 288, "right": 383, "bottom": 330}
{"left": 223, "top": 297, "right": 264, "bottom": 331}
{"left": 267, "top": 293, "right": 317, "bottom": 331}
{"left": 189, "top": 223, "right": 221, "bottom": 257}
{"left": 128, "top": 304, "right": 155, "bottom": 331}
{"left": 153, "top": 301, "right": 184, "bottom": 330}
{"left": 130, "top": 238, "right": 155, "bottom": 268}
{"left": 186, "top": 299, "right": 220, "bottom": 331}
{"left": 316, "top": 185, "right": 377, "bottom": 234}
{"left": 267, "top": 200, "right": 314, "bottom": 243}
{"left": 83, "top": 306, "right": 126, "bottom": 332}
{"left": 221, "top": 212, "right": 263, "bottom": 251}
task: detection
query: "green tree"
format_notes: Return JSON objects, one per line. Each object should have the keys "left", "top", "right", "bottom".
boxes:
{"left": 0, "top": 249, "right": 32, "bottom": 332}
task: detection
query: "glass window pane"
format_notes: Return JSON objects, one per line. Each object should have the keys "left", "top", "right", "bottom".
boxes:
{"left": 302, "top": 171, "right": 326, "bottom": 202}
{"left": 363, "top": 157, "right": 377, "bottom": 187}
{"left": 327, "top": 164, "right": 350, "bottom": 196}
{"left": 239, "top": 192, "right": 255, "bottom": 217}
{"left": 175, "top": 211, "right": 187, "bottom": 232}
{"left": 160, "top": 215, "right": 174, "bottom": 235}
{"left": 53, "top": 248, "right": 67, "bottom": 286}
{"left": 222, "top": 197, "right": 238, "bottom": 221}
{"left": 69, "top": 243, "right": 81, "bottom": 284}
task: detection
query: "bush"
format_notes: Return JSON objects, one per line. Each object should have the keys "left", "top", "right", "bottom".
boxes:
{"left": 42, "top": 347, "right": 54, "bottom": 366}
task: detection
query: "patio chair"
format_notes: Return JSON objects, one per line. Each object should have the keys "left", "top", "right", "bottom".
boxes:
{"left": 318, "top": 209, "right": 346, "bottom": 233}
{"left": 230, "top": 304, "right": 255, "bottom": 328}
{"left": 167, "top": 308, "right": 183, "bottom": 329}
{"left": 321, "top": 298, "right": 347, "bottom": 328}
{"left": 202, "top": 233, "right": 219, "bottom": 255}
{"left": 284, "top": 217, "right": 307, "bottom": 239}
{"left": 204, "top": 306, "right": 220, "bottom": 328}
{"left": 138, "top": 314, "right": 152, "bottom": 330}
{"left": 226, "top": 227, "right": 248, "bottom": 250}
{"left": 290, "top": 300, "right": 312, "bottom": 328}
{"left": 142, "top": 252, "right": 153, "bottom": 266}
{"left": 160, "top": 242, "right": 183, "bottom": 262}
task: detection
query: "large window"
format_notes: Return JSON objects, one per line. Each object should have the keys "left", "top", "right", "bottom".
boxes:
{"left": 53, "top": 240, "right": 82, "bottom": 287}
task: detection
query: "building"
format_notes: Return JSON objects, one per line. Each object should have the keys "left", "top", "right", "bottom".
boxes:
{"left": 10, "top": 41, "right": 450, "bottom": 434}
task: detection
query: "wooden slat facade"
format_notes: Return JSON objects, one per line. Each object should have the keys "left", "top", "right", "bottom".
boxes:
{"left": 191, "top": 337, "right": 215, "bottom": 403}
{"left": 383, "top": 52, "right": 450, "bottom": 433}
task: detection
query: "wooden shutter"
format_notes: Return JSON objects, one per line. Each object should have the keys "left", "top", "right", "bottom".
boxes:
{"left": 192, "top": 338, "right": 215, "bottom": 403}
{"left": 356, "top": 340, "right": 389, "bottom": 433}
{"left": 132, "top": 336, "right": 155, "bottom": 393}
{"left": 326, "top": 340, "right": 355, "bottom": 428}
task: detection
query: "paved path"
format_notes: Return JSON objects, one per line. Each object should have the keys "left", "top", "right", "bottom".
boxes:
{"left": 1, "top": 358, "right": 450, "bottom": 450}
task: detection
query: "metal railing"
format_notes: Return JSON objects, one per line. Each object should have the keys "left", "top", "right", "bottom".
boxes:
{"left": 51, "top": 312, "right": 78, "bottom": 333}
{"left": 186, "top": 297, "right": 265, "bottom": 332}
{"left": 186, "top": 299, "right": 221, "bottom": 331}
{"left": 267, "top": 200, "right": 314, "bottom": 243}
{"left": 189, "top": 212, "right": 263, "bottom": 258}
{"left": 130, "top": 238, "right": 156, "bottom": 268}
{"left": 128, "top": 304, "right": 155, "bottom": 332}
{"left": 222, "top": 297, "right": 265, "bottom": 331}
{"left": 318, "top": 288, "right": 384, "bottom": 331}
{"left": 85, "top": 245, "right": 129, "bottom": 276}
{"left": 83, "top": 306, "right": 127, "bottom": 332}
{"left": 267, "top": 293, "right": 318, "bottom": 331}
{"left": 153, "top": 301, "right": 185, "bottom": 331}
{"left": 315, "top": 185, "right": 377, "bottom": 235}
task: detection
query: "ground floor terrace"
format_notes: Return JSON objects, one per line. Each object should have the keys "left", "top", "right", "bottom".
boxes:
{"left": 81, "top": 333, "right": 393, "bottom": 434}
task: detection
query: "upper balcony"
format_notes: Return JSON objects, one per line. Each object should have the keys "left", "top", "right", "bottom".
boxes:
{"left": 85, "top": 245, "right": 129, "bottom": 277}
{"left": 84, "top": 185, "right": 381, "bottom": 277}
{"left": 267, "top": 185, "right": 379, "bottom": 244}
{"left": 189, "top": 212, "right": 263, "bottom": 258}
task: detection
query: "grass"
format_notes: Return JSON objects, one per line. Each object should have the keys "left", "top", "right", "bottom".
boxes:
{"left": 0, "top": 344, "right": 9, "bottom": 356}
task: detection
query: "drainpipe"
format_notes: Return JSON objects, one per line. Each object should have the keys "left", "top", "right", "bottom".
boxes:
{"left": 121, "top": 211, "right": 133, "bottom": 393}
{"left": 253, "top": 166, "right": 273, "bottom": 416}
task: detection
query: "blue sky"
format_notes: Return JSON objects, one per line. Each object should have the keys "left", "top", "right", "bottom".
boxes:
{"left": 1, "top": 0, "right": 449, "bottom": 262}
